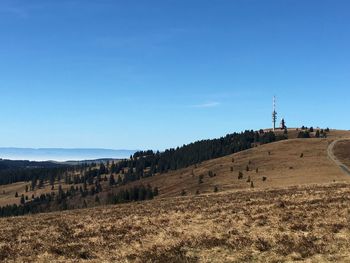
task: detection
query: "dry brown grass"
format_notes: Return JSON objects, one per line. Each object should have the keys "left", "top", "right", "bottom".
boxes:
{"left": 1, "top": 130, "right": 350, "bottom": 261}
{"left": 1, "top": 183, "right": 350, "bottom": 262}
{"left": 130, "top": 134, "right": 350, "bottom": 198}
{"left": 1, "top": 129, "right": 350, "bottom": 207}
{"left": 333, "top": 140, "right": 350, "bottom": 168}
{"left": 0, "top": 179, "right": 85, "bottom": 207}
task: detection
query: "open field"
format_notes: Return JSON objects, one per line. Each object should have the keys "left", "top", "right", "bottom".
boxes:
{"left": 1, "top": 182, "right": 350, "bottom": 262}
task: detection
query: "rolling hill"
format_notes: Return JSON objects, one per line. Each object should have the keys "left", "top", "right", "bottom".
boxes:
{"left": 0, "top": 128, "right": 350, "bottom": 262}
{"left": 0, "top": 148, "right": 136, "bottom": 162}
{"left": 111, "top": 129, "right": 350, "bottom": 198}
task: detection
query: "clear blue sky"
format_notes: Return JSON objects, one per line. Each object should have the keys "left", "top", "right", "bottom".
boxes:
{"left": 0, "top": 0, "right": 349, "bottom": 150}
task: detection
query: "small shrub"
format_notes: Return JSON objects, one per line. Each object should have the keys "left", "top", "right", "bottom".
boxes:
{"left": 246, "top": 176, "right": 251, "bottom": 183}
{"left": 214, "top": 186, "right": 218, "bottom": 192}
{"left": 300, "top": 153, "right": 304, "bottom": 158}
{"left": 181, "top": 189, "right": 186, "bottom": 196}
{"left": 262, "top": 176, "right": 267, "bottom": 181}
{"left": 238, "top": 171, "right": 243, "bottom": 179}
{"left": 198, "top": 175, "right": 204, "bottom": 184}
{"left": 208, "top": 171, "right": 214, "bottom": 177}
{"left": 256, "top": 168, "right": 259, "bottom": 173}
{"left": 276, "top": 200, "right": 285, "bottom": 208}
{"left": 246, "top": 165, "right": 249, "bottom": 172}
{"left": 250, "top": 181, "right": 254, "bottom": 188}
{"left": 230, "top": 167, "right": 234, "bottom": 172}
{"left": 195, "top": 190, "right": 200, "bottom": 195}
{"left": 255, "top": 237, "right": 271, "bottom": 252}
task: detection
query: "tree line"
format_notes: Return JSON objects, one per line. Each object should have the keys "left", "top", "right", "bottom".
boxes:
{"left": 0, "top": 184, "right": 158, "bottom": 217}
{"left": 109, "top": 130, "right": 284, "bottom": 185}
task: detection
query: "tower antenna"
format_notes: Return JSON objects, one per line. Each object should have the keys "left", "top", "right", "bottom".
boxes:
{"left": 272, "top": 96, "right": 277, "bottom": 131}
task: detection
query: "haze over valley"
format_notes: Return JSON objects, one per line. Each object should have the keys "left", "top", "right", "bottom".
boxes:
{"left": 0, "top": 148, "right": 136, "bottom": 162}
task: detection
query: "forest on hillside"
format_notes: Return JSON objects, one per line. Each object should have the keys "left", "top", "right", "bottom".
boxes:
{"left": 0, "top": 130, "right": 285, "bottom": 217}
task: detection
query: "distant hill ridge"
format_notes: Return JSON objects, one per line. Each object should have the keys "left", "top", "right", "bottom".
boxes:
{"left": 0, "top": 147, "right": 136, "bottom": 162}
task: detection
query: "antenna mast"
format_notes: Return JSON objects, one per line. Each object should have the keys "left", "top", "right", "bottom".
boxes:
{"left": 272, "top": 96, "right": 277, "bottom": 131}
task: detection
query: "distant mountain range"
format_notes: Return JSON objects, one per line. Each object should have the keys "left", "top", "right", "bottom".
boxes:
{"left": 0, "top": 148, "right": 136, "bottom": 162}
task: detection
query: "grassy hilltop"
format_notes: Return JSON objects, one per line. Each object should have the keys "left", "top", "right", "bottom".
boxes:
{"left": 0, "top": 128, "right": 350, "bottom": 262}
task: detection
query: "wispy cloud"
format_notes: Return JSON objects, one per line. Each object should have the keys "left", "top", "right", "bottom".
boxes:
{"left": 190, "top": 102, "right": 221, "bottom": 108}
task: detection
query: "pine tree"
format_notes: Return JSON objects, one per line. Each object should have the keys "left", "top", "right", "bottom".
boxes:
{"left": 153, "top": 187, "right": 159, "bottom": 196}
{"left": 20, "top": 194, "right": 25, "bottom": 205}
{"left": 109, "top": 174, "right": 115, "bottom": 186}
{"left": 146, "top": 185, "right": 154, "bottom": 200}
{"left": 315, "top": 130, "right": 320, "bottom": 138}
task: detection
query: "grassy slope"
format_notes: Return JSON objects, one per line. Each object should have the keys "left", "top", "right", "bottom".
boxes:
{"left": 1, "top": 129, "right": 350, "bottom": 207}
{"left": 0, "top": 129, "right": 350, "bottom": 261}
{"left": 1, "top": 183, "right": 350, "bottom": 262}
{"left": 126, "top": 130, "right": 350, "bottom": 198}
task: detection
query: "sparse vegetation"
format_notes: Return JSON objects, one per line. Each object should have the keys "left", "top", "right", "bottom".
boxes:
{"left": 1, "top": 183, "right": 348, "bottom": 262}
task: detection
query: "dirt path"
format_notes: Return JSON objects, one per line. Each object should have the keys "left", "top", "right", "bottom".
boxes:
{"left": 328, "top": 139, "right": 350, "bottom": 176}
